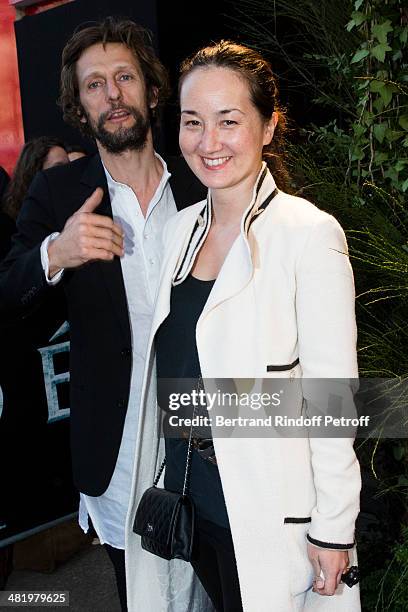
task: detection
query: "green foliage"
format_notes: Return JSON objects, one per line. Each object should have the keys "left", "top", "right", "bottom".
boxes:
{"left": 360, "top": 526, "right": 408, "bottom": 611}
{"left": 346, "top": 0, "right": 408, "bottom": 196}
{"left": 230, "top": 0, "right": 408, "bottom": 197}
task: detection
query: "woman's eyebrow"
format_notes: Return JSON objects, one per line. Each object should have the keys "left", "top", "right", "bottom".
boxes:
{"left": 180, "top": 109, "right": 244, "bottom": 115}
{"left": 219, "top": 108, "right": 244, "bottom": 114}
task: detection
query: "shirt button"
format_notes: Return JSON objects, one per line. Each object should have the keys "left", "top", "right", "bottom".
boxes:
{"left": 148, "top": 258, "right": 154, "bottom": 265}
{"left": 143, "top": 233, "right": 149, "bottom": 239}
{"left": 121, "top": 348, "right": 131, "bottom": 357}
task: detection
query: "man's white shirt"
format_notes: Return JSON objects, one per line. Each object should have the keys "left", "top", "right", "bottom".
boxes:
{"left": 41, "top": 154, "right": 177, "bottom": 548}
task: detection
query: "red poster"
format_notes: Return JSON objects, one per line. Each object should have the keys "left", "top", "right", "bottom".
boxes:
{"left": 0, "top": 0, "right": 24, "bottom": 176}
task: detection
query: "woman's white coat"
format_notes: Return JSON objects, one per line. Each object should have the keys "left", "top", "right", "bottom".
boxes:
{"left": 124, "top": 167, "right": 361, "bottom": 611}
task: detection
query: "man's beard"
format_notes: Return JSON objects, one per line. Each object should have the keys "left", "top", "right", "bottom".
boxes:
{"left": 86, "top": 104, "right": 150, "bottom": 154}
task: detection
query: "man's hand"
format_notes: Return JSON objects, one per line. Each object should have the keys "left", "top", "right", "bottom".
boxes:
{"left": 307, "top": 543, "right": 349, "bottom": 596}
{"left": 48, "top": 188, "right": 124, "bottom": 277}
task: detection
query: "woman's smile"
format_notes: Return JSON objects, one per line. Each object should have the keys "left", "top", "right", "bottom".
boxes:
{"left": 201, "top": 156, "right": 232, "bottom": 170}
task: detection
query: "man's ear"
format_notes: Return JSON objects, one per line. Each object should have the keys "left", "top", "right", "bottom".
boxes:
{"left": 78, "top": 107, "right": 87, "bottom": 124}
{"left": 148, "top": 86, "right": 159, "bottom": 109}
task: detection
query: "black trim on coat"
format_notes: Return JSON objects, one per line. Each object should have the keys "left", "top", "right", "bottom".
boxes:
{"left": 243, "top": 165, "right": 268, "bottom": 230}
{"left": 307, "top": 534, "right": 355, "bottom": 550}
{"left": 247, "top": 188, "right": 278, "bottom": 231}
{"left": 173, "top": 200, "right": 209, "bottom": 285}
{"left": 267, "top": 358, "right": 300, "bottom": 372}
{"left": 174, "top": 217, "right": 200, "bottom": 282}
{"left": 284, "top": 517, "right": 311, "bottom": 524}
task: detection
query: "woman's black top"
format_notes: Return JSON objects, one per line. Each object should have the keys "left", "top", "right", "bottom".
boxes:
{"left": 155, "top": 274, "right": 230, "bottom": 528}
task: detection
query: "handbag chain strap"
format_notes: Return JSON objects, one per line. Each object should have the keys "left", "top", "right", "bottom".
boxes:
{"left": 153, "top": 458, "right": 166, "bottom": 487}
{"left": 153, "top": 375, "right": 203, "bottom": 496}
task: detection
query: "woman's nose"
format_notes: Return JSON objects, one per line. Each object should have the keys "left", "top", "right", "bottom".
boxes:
{"left": 199, "top": 127, "right": 222, "bottom": 153}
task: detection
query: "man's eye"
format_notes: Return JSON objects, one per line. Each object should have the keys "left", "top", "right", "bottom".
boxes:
{"left": 119, "top": 74, "right": 132, "bottom": 81}
{"left": 88, "top": 81, "right": 101, "bottom": 90}
{"left": 222, "top": 120, "right": 237, "bottom": 126}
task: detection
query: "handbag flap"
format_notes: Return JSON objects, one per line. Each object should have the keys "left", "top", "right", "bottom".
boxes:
{"left": 133, "top": 486, "right": 182, "bottom": 547}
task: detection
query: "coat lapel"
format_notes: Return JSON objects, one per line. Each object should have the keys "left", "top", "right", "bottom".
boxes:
{"left": 80, "top": 155, "right": 131, "bottom": 342}
{"left": 199, "top": 234, "right": 253, "bottom": 323}
{"left": 191, "top": 165, "right": 277, "bottom": 323}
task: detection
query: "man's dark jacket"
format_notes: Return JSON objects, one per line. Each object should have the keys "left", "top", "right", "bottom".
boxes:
{"left": 0, "top": 154, "right": 206, "bottom": 496}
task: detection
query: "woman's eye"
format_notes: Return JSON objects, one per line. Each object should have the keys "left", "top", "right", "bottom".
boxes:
{"left": 222, "top": 119, "right": 237, "bottom": 126}
{"left": 184, "top": 120, "right": 201, "bottom": 127}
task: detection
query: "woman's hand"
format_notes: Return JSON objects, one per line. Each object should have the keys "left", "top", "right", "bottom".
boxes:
{"left": 307, "top": 543, "right": 349, "bottom": 596}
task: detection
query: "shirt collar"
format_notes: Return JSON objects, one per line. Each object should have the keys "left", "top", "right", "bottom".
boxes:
{"left": 102, "top": 152, "right": 171, "bottom": 199}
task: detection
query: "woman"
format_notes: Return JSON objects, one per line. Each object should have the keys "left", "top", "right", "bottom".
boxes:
{"left": 125, "top": 41, "right": 360, "bottom": 612}
{"left": 65, "top": 143, "right": 88, "bottom": 162}
{"left": 3, "top": 136, "right": 68, "bottom": 221}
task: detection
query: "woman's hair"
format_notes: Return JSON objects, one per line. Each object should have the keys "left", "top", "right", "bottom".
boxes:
{"left": 3, "top": 137, "right": 67, "bottom": 220}
{"left": 179, "top": 40, "right": 290, "bottom": 190}
{"left": 65, "top": 143, "right": 88, "bottom": 156}
{"left": 59, "top": 17, "right": 171, "bottom": 135}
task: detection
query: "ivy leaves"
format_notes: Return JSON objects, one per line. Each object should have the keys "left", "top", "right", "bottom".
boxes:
{"left": 372, "top": 19, "right": 393, "bottom": 45}
{"left": 352, "top": 48, "right": 370, "bottom": 63}
{"left": 371, "top": 43, "right": 392, "bottom": 63}
{"left": 346, "top": 0, "right": 408, "bottom": 195}
{"left": 349, "top": 14, "right": 394, "bottom": 63}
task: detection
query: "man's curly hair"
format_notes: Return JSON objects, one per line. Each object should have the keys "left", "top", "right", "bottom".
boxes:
{"left": 59, "top": 17, "right": 170, "bottom": 136}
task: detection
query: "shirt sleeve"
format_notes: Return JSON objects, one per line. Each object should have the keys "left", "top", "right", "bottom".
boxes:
{"left": 40, "top": 233, "right": 64, "bottom": 285}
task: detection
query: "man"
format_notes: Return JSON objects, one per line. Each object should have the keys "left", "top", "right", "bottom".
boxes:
{"left": 0, "top": 17, "right": 205, "bottom": 610}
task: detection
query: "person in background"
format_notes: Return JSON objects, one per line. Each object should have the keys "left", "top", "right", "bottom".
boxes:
{"left": 126, "top": 41, "right": 361, "bottom": 612}
{"left": 3, "top": 137, "right": 69, "bottom": 223}
{"left": 65, "top": 143, "right": 88, "bottom": 162}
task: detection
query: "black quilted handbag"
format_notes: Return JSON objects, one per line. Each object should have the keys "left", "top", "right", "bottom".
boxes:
{"left": 133, "top": 424, "right": 195, "bottom": 561}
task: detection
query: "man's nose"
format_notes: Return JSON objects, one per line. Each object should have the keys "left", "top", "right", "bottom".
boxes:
{"left": 106, "top": 78, "right": 122, "bottom": 101}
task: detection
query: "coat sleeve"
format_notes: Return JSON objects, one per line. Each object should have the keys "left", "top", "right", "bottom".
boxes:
{"left": 0, "top": 171, "right": 57, "bottom": 323}
{"left": 295, "top": 213, "right": 361, "bottom": 549}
